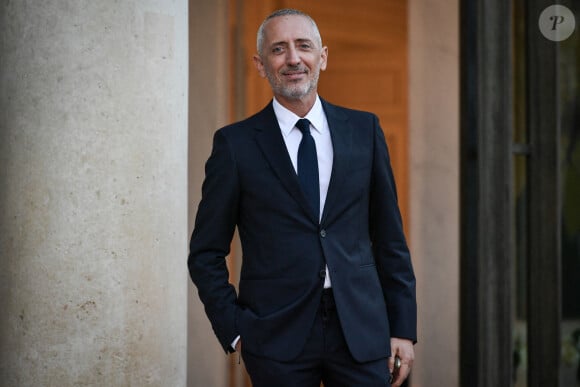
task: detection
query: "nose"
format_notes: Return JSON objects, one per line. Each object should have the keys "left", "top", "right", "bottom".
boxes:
{"left": 286, "top": 46, "right": 301, "bottom": 66}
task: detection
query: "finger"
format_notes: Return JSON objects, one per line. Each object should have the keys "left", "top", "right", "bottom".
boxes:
{"left": 397, "top": 354, "right": 412, "bottom": 369}
{"left": 391, "top": 362, "right": 411, "bottom": 387}
{"left": 400, "top": 353, "right": 414, "bottom": 370}
{"left": 396, "top": 347, "right": 414, "bottom": 369}
{"left": 387, "top": 356, "right": 395, "bottom": 374}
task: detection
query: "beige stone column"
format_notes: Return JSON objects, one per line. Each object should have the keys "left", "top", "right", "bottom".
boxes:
{"left": 0, "top": 1, "right": 188, "bottom": 385}
{"left": 409, "top": 0, "right": 460, "bottom": 386}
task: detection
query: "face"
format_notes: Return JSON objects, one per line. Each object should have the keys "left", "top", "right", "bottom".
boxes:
{"left": 254, "top": 15, "right": 328, "bottom": 104}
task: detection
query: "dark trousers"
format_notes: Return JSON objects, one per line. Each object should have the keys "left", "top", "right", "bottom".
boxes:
{"left": 242, "top": 289, "right": 391, "bottom": 387}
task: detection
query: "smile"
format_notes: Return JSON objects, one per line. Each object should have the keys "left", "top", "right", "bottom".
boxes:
{"left": 282, "top": 71, "right": 307, "bottom": 80}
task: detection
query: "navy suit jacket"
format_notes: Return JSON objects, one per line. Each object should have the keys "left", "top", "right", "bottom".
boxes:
{"left": 188, "top": 99, "right": 416, "bottom": 363}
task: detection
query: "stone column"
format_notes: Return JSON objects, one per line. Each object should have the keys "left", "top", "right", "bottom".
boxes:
{"left": 409, "top": 0, "right": 460, "bottom": 386}
{"left": 0, "top": 1, "right": 188, "bottom": 386}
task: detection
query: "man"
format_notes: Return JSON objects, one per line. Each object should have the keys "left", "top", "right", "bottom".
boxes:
{"left": 189, "top": 8, "right": 416, "bottom": 387}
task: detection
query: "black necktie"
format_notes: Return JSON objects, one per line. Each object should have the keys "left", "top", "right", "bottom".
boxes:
{"left": 296, "top": 118, "right": 320, "bottom": 218}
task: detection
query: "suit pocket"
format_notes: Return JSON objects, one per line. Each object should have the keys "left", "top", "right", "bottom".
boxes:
{"left": 237, "top": 307, "right": 264, "bottom": 350}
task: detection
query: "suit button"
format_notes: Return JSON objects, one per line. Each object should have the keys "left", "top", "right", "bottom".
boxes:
{"left": 320, "top": 229, "right": 327, "bottom": 238}
{"left": 319, "top": 270, "right": 326, "bottom": 279}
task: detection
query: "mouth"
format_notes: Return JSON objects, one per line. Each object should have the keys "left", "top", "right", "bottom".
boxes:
{"left": 282, "top": 70, "right": 307, "bottom": 81}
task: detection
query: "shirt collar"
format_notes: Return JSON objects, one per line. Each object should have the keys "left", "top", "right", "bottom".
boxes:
{"left": 273, "top": 96, "right": 326, "bottom": 137}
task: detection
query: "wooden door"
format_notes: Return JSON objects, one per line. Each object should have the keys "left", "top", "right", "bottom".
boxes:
{"left": 227, "top": 1, "right": 408, "bottom": 385}
{"left": 300, "top": 1, "right": 409, "bottom": 232}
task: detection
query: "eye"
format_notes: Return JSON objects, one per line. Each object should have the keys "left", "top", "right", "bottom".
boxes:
{"left": 272, "top": 46, "right": 284, "bottom": 54}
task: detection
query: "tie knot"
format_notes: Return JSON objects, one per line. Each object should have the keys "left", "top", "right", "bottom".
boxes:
{"left": 295, "top": 118, "right": 311, "bottom": 135}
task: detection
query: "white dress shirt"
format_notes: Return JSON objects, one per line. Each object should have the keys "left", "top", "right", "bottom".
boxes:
{"left": 272, "top": 96, "right": 333, "bottom": 288}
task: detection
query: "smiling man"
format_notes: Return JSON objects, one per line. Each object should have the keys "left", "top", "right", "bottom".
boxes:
{"left": 188, "top": 8, "right": 417, "bottom": 387}
{"left": 254, "top": 12, "right": 326, "bottom": 115}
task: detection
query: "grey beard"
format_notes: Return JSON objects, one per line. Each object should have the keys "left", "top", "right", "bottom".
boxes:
{"left": 278, "top": 83, "right": 313, "bottom": 99}
{"left": 268, "top": 73, "right": 319, "bottom": 100}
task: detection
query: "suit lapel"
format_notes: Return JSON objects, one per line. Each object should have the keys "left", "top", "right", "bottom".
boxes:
{"left": 251, "top": 100, "right": 354, "bottom": 224}
{"left": 253, "top": 102, "right": 319, "bottom": 223}
{"left": 320, "top": 100, "right": 353, "bottom": 224}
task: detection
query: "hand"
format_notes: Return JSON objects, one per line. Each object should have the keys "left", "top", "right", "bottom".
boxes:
{"left": 388, "top": 337, "right": 414, "bottom": 387}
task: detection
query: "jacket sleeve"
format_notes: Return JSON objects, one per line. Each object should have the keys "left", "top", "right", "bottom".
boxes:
{"left": 188, "top": 129, "right": 240, "bottom": 353}
{"left": 368, "top": 115, "right": 417, "bottom": 343}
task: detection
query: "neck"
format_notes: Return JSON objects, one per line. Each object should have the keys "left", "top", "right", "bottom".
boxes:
{"left": 275, "top": 93, "right": 317, "bottom": 118}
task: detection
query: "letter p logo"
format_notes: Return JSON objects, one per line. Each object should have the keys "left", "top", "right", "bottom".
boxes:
{"left": 550, "top": 15, "right": 565, "bottom": 31}
{"left": 539, "top": 5, "right": 576, "bottom": 41}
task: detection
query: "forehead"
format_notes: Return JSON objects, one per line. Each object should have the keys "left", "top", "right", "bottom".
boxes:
{"left": 263, "top": 15, "right": 318, "bottom": 45}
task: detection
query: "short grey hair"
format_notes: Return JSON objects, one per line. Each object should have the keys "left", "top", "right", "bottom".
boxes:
{"left": 256, "top": 9, "right": 322, "bottom": 56}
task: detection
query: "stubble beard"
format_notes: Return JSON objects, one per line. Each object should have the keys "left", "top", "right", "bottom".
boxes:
{"left": 267, "top": 67, "right": 320, "bottom": 101}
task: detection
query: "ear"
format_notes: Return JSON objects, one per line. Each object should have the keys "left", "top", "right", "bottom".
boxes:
{"left": 320, "top": 46, "right": 328, "bottom": 71}
{"left": 253, "top": 54, "right": 267, "bottom": 78}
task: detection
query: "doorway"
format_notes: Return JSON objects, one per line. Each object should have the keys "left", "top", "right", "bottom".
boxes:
{"left": 226, "top": 1, "right": 409, "bottom": 385}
